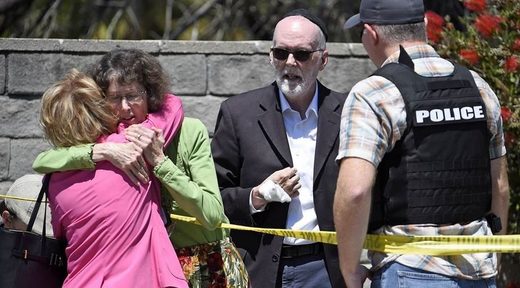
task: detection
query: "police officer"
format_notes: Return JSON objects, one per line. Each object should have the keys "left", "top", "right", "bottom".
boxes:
{"left": 333, "top": 0, "right": 510, "bottom": 287}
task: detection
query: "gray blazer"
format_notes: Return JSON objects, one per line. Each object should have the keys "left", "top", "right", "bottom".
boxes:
{"left": 211, "top": 81, "right": 347, "bottom": 288}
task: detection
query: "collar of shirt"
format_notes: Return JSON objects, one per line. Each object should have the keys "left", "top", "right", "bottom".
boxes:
{"left": 382, "top": 44, "right": 455, "bottom": 77}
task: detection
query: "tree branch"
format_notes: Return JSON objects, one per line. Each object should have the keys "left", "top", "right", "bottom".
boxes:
{"left": 29, "top": 0, "right": 61, "bottom": 38}
{"left": 106, "top": 7, "right": 124, "bottom": 39}
{"left": 170, "top": 0, "right": 217, "bottom": 39}
{"left": 163, "top": 0, "right": 174, "bottom": 40}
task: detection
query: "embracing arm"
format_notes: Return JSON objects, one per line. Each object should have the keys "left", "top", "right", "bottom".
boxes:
{"left": 33, "top": 142, "right": 148, "bottom": 184}
{"left": 153, "top": 118, "right": 224, "bottom": 230}
{"left": 33, "top": 144, "right": 95, "bottom": 173}
{"left": 333, "top": 157, "right": 374, "bottom": 288}
{"left": 34, "top": 95, "right": 183, "bottom": 181}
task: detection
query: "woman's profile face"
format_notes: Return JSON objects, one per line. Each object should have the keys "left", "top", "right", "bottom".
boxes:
{"left": 105, "top": 80, "right": 149, "bottom": 127}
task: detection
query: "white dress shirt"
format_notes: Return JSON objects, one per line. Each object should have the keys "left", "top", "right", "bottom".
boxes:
{"left": 279, "top": 85, "right": 320, "bottom": 245}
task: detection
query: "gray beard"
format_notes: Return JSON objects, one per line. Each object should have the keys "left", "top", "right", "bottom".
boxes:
{"left": 278, "top": 78, "right": 306, "bottom": 98}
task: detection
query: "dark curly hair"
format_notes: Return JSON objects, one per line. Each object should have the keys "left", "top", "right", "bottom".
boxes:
{"left": 89, "top": 49, "right": 170, "bottom": 112}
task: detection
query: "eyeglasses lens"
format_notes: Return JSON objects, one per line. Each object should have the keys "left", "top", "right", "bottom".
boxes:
{"left": 271, "top": 48, "right": 314, "bottom": 62}
{"left": 107, "top": 91, "right": 144, "bottom": 105}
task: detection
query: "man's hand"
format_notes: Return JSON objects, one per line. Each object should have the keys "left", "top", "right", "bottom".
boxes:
{"left": 125, "top": 125, "right": 166, "bottom": 167}
{"left": 251, "top": 167, "right": 301, "bottom": 209}
{"left": 271, "top": 167, "right": 301, "bottom": 198}
{"left": 344, "top": 265, "right": 370, "bottom": 288}
{"left": 93, "top": 142, "right": 148, "bottom": 184}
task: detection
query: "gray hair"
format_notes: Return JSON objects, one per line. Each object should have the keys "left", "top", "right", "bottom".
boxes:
{"left": 316, "top": 29, "right": 326, "bottom": 50}
{"left": 372, "top": 22, "right": 427, "bottom": 45}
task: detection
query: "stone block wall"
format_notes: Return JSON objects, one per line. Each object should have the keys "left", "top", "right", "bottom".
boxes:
{"left": 0, "top": 38, "right": 374, "bottom": 193}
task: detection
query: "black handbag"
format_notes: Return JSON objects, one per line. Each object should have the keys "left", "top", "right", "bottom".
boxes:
{"left": 0, "top": 174, "right": 67, "bottom": 288}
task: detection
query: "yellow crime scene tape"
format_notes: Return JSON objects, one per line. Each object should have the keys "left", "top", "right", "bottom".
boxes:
{"left": 3, "top": 194, "right": 520, "bottom": 255}
{"left": 170, "top": 214, "right": 520, "bottom": 255}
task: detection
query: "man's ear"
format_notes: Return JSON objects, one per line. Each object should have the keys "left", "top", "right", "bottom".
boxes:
{"left": 365, "top": 24, "right": 378, "bottom": 45}
{"left": 320, "top": 50, "right": 329, "bottom": 71}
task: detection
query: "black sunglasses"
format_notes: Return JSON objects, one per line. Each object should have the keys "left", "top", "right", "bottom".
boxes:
{"left": 271, "top": 48, "right": 323, "bottom": 62}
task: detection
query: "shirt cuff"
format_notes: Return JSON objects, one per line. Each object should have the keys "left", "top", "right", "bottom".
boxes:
{"left": 336, "top": 148, "right": 380, "bottom": 167}
{"left": 79, "top": 144, "right": 96, "bottom": 169}
{"left": 153, "top": 155, "right": 181, "bottom": 179}
{"left": 249, "top": 189, "right": 266, "bottom": 214}
{"left": 153, "top": 156, "right": 170, "bottom": 173}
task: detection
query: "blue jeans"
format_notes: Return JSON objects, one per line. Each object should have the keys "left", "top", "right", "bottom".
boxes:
{"left": 280, "top": 254, "right": 331, "bottom": 288}
{"left": 371, "top": 262, "right": 496, "bottom": 288}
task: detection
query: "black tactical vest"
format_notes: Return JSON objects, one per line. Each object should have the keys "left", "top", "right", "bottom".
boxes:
{"left": 368, "top": 47, "right": 492, "bottom": 232}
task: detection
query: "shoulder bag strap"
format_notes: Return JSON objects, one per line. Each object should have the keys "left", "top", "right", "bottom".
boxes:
{"left": 26, "top": 174, "right": 51, "bottom": 234}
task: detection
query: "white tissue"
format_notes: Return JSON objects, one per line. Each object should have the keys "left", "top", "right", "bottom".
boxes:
{"left": 258, "top": 179, "right": 292, "bottom": 203}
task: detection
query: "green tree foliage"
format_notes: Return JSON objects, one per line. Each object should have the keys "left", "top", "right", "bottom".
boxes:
{"left": 0, "top": 0, "right": 360, "bottom": 42}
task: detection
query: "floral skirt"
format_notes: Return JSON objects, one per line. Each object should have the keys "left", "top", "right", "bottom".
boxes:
{"left": 175, "top": 237, "right": 249, "bottom": 288}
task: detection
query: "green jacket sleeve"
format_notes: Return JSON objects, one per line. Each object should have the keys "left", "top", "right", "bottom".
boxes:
{"left": 153, "top": 118, "right": 225, "bottom": 230}
{"left": 32, "top": 144, "right": 95, "bottom": 173}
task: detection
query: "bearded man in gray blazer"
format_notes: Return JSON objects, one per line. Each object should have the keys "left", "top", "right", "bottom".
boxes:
{"left": 211, "top": 9, "right": 347, "bottom": 288}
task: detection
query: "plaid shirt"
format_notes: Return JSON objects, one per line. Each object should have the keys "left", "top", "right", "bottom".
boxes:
{"left": 337, "top": 44, "right": 505, "bottom": 279}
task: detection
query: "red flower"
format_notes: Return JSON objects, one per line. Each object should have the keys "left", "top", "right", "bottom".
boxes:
{"left": 459, "top": 49, "right": 480, "bottom": 65}
{"left": 501, "top": 106, "right": 513, "bottom": 123}
{"left": 512, "top": 38, "right": 520, "bottom": 51}
{"left": 425, "top": 11, "right": 445, "bottom": 43}
{"left": 464, "top": 0, "right": 487, "bottom": 12}
{"left": 474, "top": 14, "right": 502, "bottom": 38}
{"left": 504, "top": 55, "right": 520, "bottom": 73}
{"left": 426, "top": 10, "right": 444, "bottom": 27}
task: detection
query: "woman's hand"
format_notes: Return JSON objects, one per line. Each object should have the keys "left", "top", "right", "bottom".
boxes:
{"left": 126, "top": 125, "right": 166, "bottom": 167}
{"left": 93, "top": 142, "right": 149, "bottom": 184}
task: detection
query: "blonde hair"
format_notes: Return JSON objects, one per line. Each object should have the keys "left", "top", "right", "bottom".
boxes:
{"left": 40, "top": 69, "right": 118, "bottom": 147}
